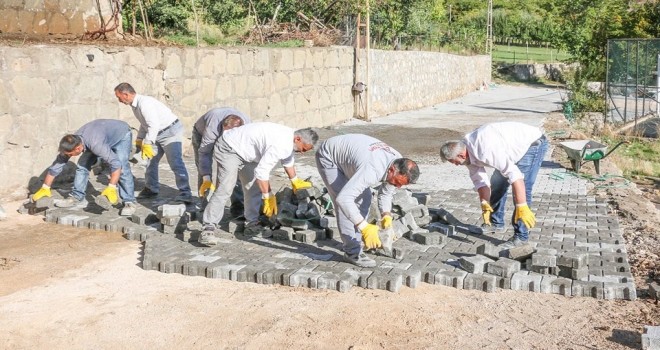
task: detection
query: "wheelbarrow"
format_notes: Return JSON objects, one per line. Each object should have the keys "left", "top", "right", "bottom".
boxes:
{"left": 559, "top": 140, "right": 629, "bottom": 175}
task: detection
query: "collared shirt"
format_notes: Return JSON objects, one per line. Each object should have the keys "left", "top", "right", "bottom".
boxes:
{"left": 131, "top": 94, "right": 178, "bottom": 144}
{"left": 221, "top": 122, "right": 295, "bottom": 181}
{"left": 195, "top": 107, "right": 251, "bottom": 177}
{"left": 316, "top": 134, "right": 401, "bottom": 225}
{"left": 48, "top": 119, "right": 131, "bottom": 176}
{"left": 464, "top": 122, "right": 543, "bottom": 190}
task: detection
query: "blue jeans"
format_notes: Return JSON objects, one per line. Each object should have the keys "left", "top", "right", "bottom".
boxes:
{"left": 191, "top": 128, "right": 243, "bottom": 208}
{"left": 71, "top": 131, "right": 135, "bottom": 202}
{"left": 144, "top": 122, "right": 192, "bottom": 196}
{"left": 489, "top": 137, "right": 549, "bottom": 240}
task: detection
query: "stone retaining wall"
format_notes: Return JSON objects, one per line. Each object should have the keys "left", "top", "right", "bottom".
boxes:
{"left": 0, "top": 0, "right": 118, "bottom": 36}
{"left": 0, "top": 45, "right": 490, "bottom": 198}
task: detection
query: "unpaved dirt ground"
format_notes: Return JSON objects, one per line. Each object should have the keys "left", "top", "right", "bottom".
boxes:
{"left": 1, "top": 110, "right": 659, "bottom": 349}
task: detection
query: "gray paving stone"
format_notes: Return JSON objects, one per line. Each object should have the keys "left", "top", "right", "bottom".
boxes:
{"left": 510, "top": 272, "right": 543, "bottom": 292}
{"left": 603, "top": 282, "right": 637, "bottom": 301}
{"left": 642, "top": 325, "right": 660, "bottom": 350}
{"left": 572, "top": 280, "right": 604, "bottom": 299}
{"left": 539, "top": 276, "right": 573, "bottom": 296}
{"left": 433, "top": 270, "right": 467, "bottom": 288}
{"left": 459, "top": 255, "right": 494, "bottom": 274}
{"left": 486, "top": 258, "right": 520, "bottom": 278}
{"left": 531, "top": 254, "right": 557, "bottom": 267}
{"left": 463, "top": 273, "right": 498, "bottom": 292}
{"left": 507, "top": 245, "right": 535, "bottom": 261}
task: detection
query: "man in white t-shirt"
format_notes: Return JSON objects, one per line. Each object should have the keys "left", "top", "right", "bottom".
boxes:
{"left": 440, "top": 121, "right": 548, "bottom": 248}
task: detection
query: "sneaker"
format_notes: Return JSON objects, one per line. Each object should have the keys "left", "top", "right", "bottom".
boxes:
{"left": 343, "top": 252, "right": 377, "bottom": 268}
{"left": 198, "top": 225, "right": 220, "bottom": 246}
{"left": 120, "top": 202, "right": 137, "bottom": 216}
{"left": 54, "top": 197, "right": 88, "bottom": 210}
{"left": 499, "top": 236, "right": 529, "bottom": 249}
{"left": 174, "top": 193, "right": 193, "bottom": 204}
{"left": 481, "top": 224, "right": 507, "bottom": 234}
{"left": 137, "top": 188, "right": 158, "bottom": 199}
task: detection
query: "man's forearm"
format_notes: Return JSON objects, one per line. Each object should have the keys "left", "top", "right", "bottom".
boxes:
{"left": 477, "top": 186, "right": 491, "bottom": 202}
{"left": 511, "top": 179, "right": 527, "bottom": 205}
{"left": 256, "top": 179, "right": 270, "bottom": 194}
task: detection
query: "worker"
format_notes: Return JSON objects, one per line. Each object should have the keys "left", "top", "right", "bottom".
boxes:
{"left": 30, "top": 119, "right": 137, "bottom": 216}
{"left": 198, "top": 122, "right": 318, "bottom": 246}
{"left": 315, "top": 134, "right": 420, "bottom": 267}
{"left": 192, "top": 107, "right": 250, "bottom": 214}
{"left": 114, "top": 82, "right": 192, "bottom": 203}
{"left": 439, "top": 121, "right": 548, "bottom": 248}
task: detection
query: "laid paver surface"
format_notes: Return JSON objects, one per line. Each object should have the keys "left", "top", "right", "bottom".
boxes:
{"left": 31, "top": 85, "right": 635, "bottom": 299}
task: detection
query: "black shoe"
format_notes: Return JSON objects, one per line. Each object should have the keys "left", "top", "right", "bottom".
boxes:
{"left": 137, "top": 188, "right": 159, "bottom": 199}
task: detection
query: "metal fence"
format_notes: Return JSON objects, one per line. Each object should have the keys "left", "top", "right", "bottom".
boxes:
{"left": 606, "top": 39, "right": 660, "bottom": 125}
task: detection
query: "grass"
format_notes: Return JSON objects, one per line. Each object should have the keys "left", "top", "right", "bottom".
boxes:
{"left": 601, "top": 134, "right": 660, "bottom": 178}
{"left": 492, "top": 44, "right": 571, "bottom": 64}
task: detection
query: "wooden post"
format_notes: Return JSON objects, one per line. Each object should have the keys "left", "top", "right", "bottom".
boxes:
{"left": 354, "top": 12, "right": 361, "bottom": 118}
{"left": 365, "top": 0, "right": 371, "bottom": 121}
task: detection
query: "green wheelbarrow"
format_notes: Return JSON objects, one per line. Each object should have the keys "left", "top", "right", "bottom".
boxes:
{"left": 559, "top": 140, "right": 629, "bottom": 175}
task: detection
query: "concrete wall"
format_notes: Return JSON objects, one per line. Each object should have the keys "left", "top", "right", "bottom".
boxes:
{"left": 0, "top": 0, "right": 117, "bottom": 35}
{"left": 0, "top": 44, "right": 490, "bottom": 198}
{"left": 359, "top": 50, "right": 491, "bottom": 117}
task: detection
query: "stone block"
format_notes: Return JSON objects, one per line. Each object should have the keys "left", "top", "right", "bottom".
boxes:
{"left": 428, "top": 222, "right": 455, "bottom": 236}
{"left": 534, "top": 248, "right": 558, "bottom": 256}
{"left": 433, "top": 270, "right": 467, "bottom": 289}
{"left": 295, "top": 187, "right": 321, "bottom": 200}
{"left": 295, "top": 229, "right": 318, "bottom": 243}
{"left": 531, "top": 254, "right": 557, "bottom": 267}
{"left": 272, "top": 228, "right": 294, "bottom": 240}
{"left": 463, "top": 273, "right": 498, "bottom": 292}
{"left": 650, "top": 282, "right": 660, "bottom": 300}
{"left": 414, "top": 215, "right": 433, "bottom": 227}
{"left": 572, "top": 280, "right": 604, "bottom": 299}
{"left": 557, "top": 251, "right": 589, "bottom": 268}
{"left": 366, "top": 272, "right": 403, "bottom": 292}
{"left": 459, "top": 255, "right": 494, "bottom": 274}
{"left": 413, "top": 230, "right": 442, "bottom": 245}
{"left": 507, "top": 244, "right": 534, "bottom": 261}
{"left": 558, "top": 266, "right": 588, "bottom": 280}
{"left": 320, "top": 216, "right": 337, "bottom": 228}
{"left": 477, "top": 243, "right": 503, "bottom": 259}
{"left": 510, "top": 272, "right": 543, "bottom": 292}
{"left": 603, "top": 282, "right": 637, "bottom": 300}
{"left": 290, "top": 219, "right": 309, "bottom": 230}
{"left": 157, "top": 204, "right": 186, "bottom": 218}
{"left": 227, "top": 220, "right": 245, "bottom": 234}
{"left": 642, "top": 326, "right": 660, "bottom": 350}
{"left": 486, "top": 258, "right": 520, "bottom": 277}
{"left": 539, "top": 276, "right": 572, "bottom": 296}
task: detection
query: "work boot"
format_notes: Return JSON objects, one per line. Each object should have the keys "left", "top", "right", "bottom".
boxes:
{"left": 54, "top": 197, "right": 89, "bottom": 210}
{"left": 120, "top": 202, "right": 137, "bottom": 216}
{"left": 198, "top": 225, "right": 220, "bottom": 246}
{"left": 343, "top": 252, "right": 377, "bottom": 268}
{"left": 137, "top": 188, "right": 158, "bottom": 199}
{"left": 499, "top": 236, "right": 528, "bottom": 249}
{"left": 174, "top": 193, "right": 193, "bottom": 204}
{"left": 480, "top": 223, "right": 507, "bottom": 234}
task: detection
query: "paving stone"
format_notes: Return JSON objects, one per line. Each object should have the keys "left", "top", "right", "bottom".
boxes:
{"left": 571, "top": 280, "right": 604, "bottom": 299}
{"left": 209, "top": 264, "right": 248, "bottom": 281}
{"left": 463, "top": 273, "right": 498, "bottom": 292}
{"left": 366, "top": 271, "right": 403, "bottom": 292}
{"left": 507, "top": 245, "right": 535, "bottom": 261}
{"left": 486, "top": 258, "right": 520, "bottom": 277}
{"left": 557, "top": 251, "right": 589, "bottom": 268}
{"left": 288, "top": 269, "right": 324, "bottom": 288}
{"left": 650, "top": 282, "right": 660, "bottom": 300}
{"left": 642, "top": 325, "right": 660, "bottom": 350}
{"left": 433, "top": 270, "right": 467, "bottom": 288}
{"left": 272, "top": 228, "right": 294, "bottom": 240}
{"left": 157, "top": 204, "right": 187, "bottom": 218}
{"left": 540, "top": 276, "right": 573, "bottom": 296}
{"left": 510, "top": 272, "right": 543, "bottom": 292}
{"left": 427, "top": 222, "right": 455, "bottom": 236}
{"left": 531, "top": 253, "right": 557, "bottom": 268}
{"left": 477, "top": 243, "right": 504, "bottom": 259}
{"left": 320, "top": 216, "right": 337, "bottom": 228}
{"left": 459, "top": 255, "right": 494, "bottom": 274}
{"left": 603, "top": 282, "right": 637, "bottom": 300}
{"left": 413, "top": 230, "right": 442, "bottom": 245}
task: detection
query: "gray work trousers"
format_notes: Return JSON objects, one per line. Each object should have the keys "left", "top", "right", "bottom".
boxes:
{"left": 315, "top": 153, "right": 371, "bottom": 256}
{"left": 202, "top": 138, "right": 261, "bottom": 226}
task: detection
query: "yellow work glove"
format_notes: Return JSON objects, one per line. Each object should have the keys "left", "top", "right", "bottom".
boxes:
{"left": 514, "top": 204, "right": 536, "bottom": 229}
{"left": 141, "top": 143, "right": 155, "bottom": 159}
{"left": 101, "top": 184, "right": 119, "bottom": 205}
{"left": 199, "top": 176, "right": 215, "bottom": 196}
{"left": 359, "top": 222, "right": 382, "bottom": 250}
{"left": 262, "top": 193, "right": 278, "bottom": 218}
{"left": 290, "top": 177, "right": 312, "bottom": 192}
{"left": 32, "top": 185, "right": 52, "bottom": 201}
{"left": 380, "top": 214, "right": 393, "bottom": 229}
{"left": 481, "top": 200, "right": 494, "bottom": 225}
